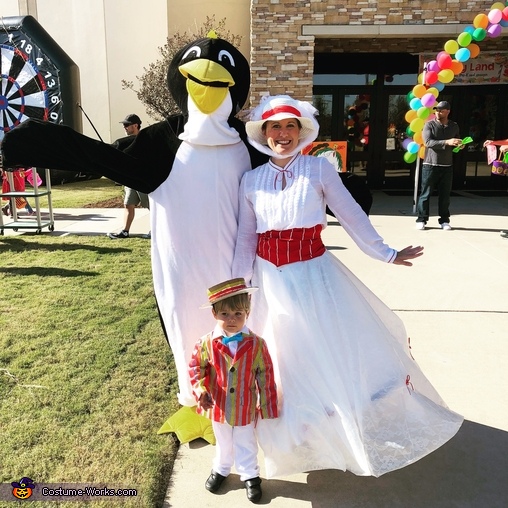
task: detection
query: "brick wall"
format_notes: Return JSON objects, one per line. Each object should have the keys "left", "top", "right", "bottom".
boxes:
{"left": 250, "top": 0, "right": 506, "bottom": 106}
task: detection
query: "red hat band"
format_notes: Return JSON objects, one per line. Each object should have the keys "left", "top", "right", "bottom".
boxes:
{"left": 261, "top": 105, "right": 302, "bottom": 120}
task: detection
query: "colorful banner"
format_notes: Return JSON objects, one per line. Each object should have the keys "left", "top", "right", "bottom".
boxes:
{"left": 420, "top": 51, "right": 508, "bottom": 85}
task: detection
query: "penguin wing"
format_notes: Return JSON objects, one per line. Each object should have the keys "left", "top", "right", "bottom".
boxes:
{"left": 1, "top": 117, "right": 185, "bottom": 193}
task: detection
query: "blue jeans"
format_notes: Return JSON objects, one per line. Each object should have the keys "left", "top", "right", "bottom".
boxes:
{"left": 416, "top": 164, "right": 453, "bottom": 224}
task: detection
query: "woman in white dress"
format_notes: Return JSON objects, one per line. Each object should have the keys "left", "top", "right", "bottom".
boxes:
{"left": 232, "top": 95, "right": 463, "bottom": 479}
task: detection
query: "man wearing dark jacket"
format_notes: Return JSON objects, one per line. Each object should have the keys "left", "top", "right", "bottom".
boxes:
{"left": 416, "top": 101, "right": 463, "bottom": 231}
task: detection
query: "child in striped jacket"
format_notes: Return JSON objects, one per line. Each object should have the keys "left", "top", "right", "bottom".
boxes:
{"left": 189, "top": 278, "right": 278, "bottom": 503}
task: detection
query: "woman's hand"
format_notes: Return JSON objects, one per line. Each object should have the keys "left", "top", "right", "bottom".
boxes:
{"left": 393, "top": 245, "right": 424, "bottom": 266}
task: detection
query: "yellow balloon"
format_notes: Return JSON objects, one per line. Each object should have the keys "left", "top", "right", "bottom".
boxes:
{"left": 417, "top": 72, "right": 424, "bottom": 84}
{"left": 405, "top": 109, "right": 418, "bottom": 123}
{"left": 418, "top": 145, "right": 426, "bottom": 159}
{"left": 410, "top": 118, "right": 424, "bottom": 133}
{"left": 491, "top": 2, "right": 505, "bottom": 10}
{"left": 444, "top": 39, "right": 459, "bottom": 55}
{"left": 426, "top": 87, "right": 439, "bottom": 98}
{"left": 438, "top": 68, "right": 455, "bottom": 83}
{"left": 413, "top": 131, "right": 424, "bottom": 145}
{"left": 412, "top": 84, "right": 427, "bottom": 98}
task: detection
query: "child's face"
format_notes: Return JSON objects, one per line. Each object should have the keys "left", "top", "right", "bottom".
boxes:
{"left": 213, "top": 306, "right": 249, "bottom": 336}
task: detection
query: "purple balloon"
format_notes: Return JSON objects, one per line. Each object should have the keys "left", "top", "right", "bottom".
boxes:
{"left": 421, "top": 93, "right": 437, "bottom": 108}
{"left": 401, "top": 138, "right": 412, "bottom": 151}
{"left": 487, "top": 24, "right": 502, "bottom": 38}
{"left": 427, "top": 60, "right": 439, "bottom": 73}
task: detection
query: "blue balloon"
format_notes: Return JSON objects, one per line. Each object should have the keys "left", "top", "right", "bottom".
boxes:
{"left": 407, "top": 141, "right": 420, "bottom": 154}
{"left": 455, "top": 47, "right": 470, "bottom": 63}
{"left": 434, "top": 81, "right": 445, "bottom": 91}
{"left": 464, "top": 25, "right": 475, "bottom": 35}
{"left": 410, "top": 97, "right": 422, "bottom": 110}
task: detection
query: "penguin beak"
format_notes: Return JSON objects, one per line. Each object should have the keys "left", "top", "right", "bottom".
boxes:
{"left": 179, "top": 59, "right": 235, "bottom": 114}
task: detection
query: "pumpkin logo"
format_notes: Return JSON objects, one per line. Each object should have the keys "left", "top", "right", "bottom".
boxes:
{"left": 11, "top": 477, "right": 35, "bottom": 499}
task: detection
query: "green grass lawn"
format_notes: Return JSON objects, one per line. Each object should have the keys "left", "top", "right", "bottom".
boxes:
{"left": 0, "top": 228, "right": 180, "bottom": 506}
{"left": 21, "top": 176, "right": 123, "bottom": 209}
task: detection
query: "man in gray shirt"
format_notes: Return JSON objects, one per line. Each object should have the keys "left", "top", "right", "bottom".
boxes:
{"left": 416, "top": 101, "right": 463, "bottom": 230}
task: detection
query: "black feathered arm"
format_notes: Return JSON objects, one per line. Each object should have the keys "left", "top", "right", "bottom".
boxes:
{"left": 1, "top": 119, "right": 180, "bottom": 193}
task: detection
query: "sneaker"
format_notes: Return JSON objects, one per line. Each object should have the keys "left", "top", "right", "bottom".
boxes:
{"left": 441, "top": 223, "right": 452, "bottom": 230}
{"left": 107, "top": 230, "right": 129, "bottom": 239}
{"left": 415, "top": 222, "right": 426, "bottom": 230}
{"left": 142, "top": 231, "right": 151, "bottom": 239}
{"left": 500, "top": 230, "right": 508, "bottom": 238}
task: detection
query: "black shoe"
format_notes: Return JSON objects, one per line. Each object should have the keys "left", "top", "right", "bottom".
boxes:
{"left": 245, "top": 477, "right": 262, "bottom": 503}
{"left": 107, "top": 230, "right": 129, "bottom": 239}
{"left": 500, "top": 230, "right": 508, "bottom": 238}
{"left": 205, "top": 470, "right": 226, "bottom": 493}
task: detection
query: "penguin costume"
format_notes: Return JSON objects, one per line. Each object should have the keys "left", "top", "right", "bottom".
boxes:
{"left": 1, "top": 32, "right": 266, "bottom": 407}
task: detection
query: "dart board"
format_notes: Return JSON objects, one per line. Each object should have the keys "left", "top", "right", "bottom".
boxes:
{"left": 0, "top": 15, "right": 81, "bottom": 143}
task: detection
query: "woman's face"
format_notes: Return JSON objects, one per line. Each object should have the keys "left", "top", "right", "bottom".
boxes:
{"left": 263, "top": 118, "right": 301, "bottom": 157}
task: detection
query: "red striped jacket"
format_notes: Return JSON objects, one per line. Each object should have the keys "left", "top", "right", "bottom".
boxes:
{"left": 189, "top": 330, "right": 278, "bottom": 426}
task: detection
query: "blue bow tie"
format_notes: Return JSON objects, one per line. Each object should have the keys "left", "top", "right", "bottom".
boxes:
{"left": 222, "top": 332, "right": 244, "bottom": 345}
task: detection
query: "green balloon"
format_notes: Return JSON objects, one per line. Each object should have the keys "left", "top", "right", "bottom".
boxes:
{"left": 404, "top": 151, "right": 417, "bottom": 164}
{"left": 406, "top": 126, "right": 415, "bottom": 136}
{"left": 473, "top": 27, "right": 486, "bottom": 41}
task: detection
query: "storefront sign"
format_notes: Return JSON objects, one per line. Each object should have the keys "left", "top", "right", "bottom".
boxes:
{"left": 419, "top": 52, "right": 508, "bottom": 85}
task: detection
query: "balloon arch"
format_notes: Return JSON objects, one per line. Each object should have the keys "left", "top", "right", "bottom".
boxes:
{"left": 403, "top": 2, "right": 508, "bottom": 164}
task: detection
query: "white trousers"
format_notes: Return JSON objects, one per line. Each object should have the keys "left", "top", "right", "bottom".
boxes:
{"left": 211, "top": 420, "right": 260, "bottom": 482}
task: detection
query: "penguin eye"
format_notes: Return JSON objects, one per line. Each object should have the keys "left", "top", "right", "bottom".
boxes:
{"left": 182, "top": 46, "right": 202, "bottom": 61}
{"left": 218, "top": 50, "right": 235, "bottom": 68}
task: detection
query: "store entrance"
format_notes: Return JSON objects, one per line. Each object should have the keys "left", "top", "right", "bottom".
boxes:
{"left": 314, "top": 83, "right": 418, "bottom": 189}
{"left": 313, "top": 53, "right": 508, "bottom": 191}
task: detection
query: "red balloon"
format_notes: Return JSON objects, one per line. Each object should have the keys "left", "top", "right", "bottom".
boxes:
{"left": 437, "top": 53, "right": 452, "bottom": 69}
{"left": 425, "top": 70, "right": 438, "bottom": 85}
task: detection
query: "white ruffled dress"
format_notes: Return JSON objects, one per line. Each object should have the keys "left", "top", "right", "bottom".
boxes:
{"left": 232, "top": 153, "right": 463, "bottom": 478}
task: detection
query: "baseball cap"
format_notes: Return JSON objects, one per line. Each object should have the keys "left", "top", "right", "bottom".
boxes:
{"left": 433, "top": 101, "right": 451, "bottom": 110}
{"left": 120, "top": 114, "right": 142, "bottom": 126}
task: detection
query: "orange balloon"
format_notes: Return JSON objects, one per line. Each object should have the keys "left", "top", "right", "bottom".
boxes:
{"left": 467, "top": 43, "right": 480, "bottom": 58}
{"left": 405, "top": 109, "right": 418, "bottom": 123}
{"left": 418, "top": 145, "right": 426, "bottom": 159}
{"left": 473, "top": 13, "right": 488, "bottom": 29}
{"left": 450, "top": 59, "right": 464, "bottom": 75}
{"left": 413, "top": 131, "right": 424, "bottom": 145}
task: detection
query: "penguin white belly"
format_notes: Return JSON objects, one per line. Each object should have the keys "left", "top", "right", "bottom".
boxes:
{"left": 150, "top": 140, "right": 251, "bottom": 405}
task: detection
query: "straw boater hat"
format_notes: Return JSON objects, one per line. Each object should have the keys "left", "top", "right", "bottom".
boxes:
{"left": 245, "top": 95, "right": 320, "bottom": 159}
{"left": 200, "top": 278, "right": 258, "bottom": 308}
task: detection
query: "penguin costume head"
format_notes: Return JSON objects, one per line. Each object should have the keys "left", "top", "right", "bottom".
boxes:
{"left": 167, "top": 31, "right": 250, "bottom": 119}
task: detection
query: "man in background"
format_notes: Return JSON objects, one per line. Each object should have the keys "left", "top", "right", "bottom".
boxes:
{"left": 107, "top": 114, "right": 150, "bottom": 239}
{"left": 415, "top": 101, "right": 463, "bottom": 231}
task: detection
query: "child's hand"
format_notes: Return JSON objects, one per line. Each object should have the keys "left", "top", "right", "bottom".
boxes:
{"left": 198, "top": 392, "right": 214, "bottom": 410}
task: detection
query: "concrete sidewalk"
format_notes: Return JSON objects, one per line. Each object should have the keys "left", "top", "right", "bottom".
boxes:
{"left": 2, "top": 191, "right": 507, "bottom": 507}
{"left": 163, "top": 190, "right": 508, "bottom": 508}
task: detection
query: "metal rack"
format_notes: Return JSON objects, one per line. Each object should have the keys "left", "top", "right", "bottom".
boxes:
{"left": 0, "top": 168, "right": 55, "bottom": 235}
